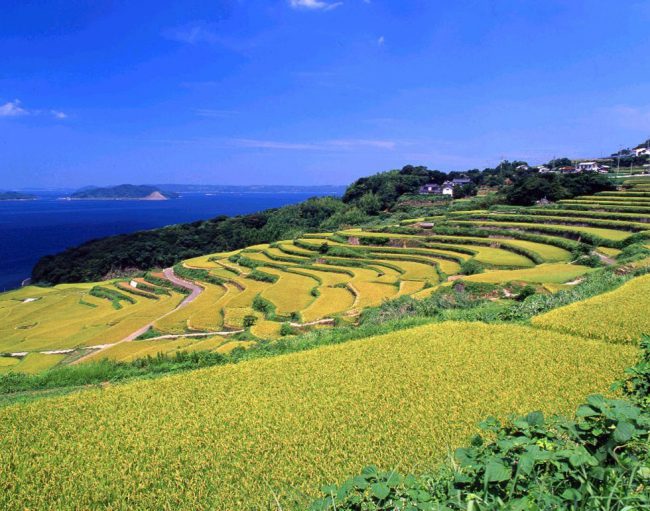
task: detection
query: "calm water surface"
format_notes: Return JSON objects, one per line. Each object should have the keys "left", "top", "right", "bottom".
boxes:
{"left": 0, "top": 192, "right": 319, "bottom": 291}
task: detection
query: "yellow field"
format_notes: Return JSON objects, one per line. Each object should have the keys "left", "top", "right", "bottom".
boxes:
{"left": 301, "top": 286, "right": 356, "bottom": 322}
{"left": 450, "top": 220, "right": 634, "bottom": 241}
{"left": 444, "top": 243, "right": 535, "bottom": 267}
{"left": 0, "top": 322, "right": 635, "bottom": 510}
{"left": 154, "top": 282, "right": 227, "bottom": 333}
{"left": 223, "top": 307, "right": 257, "bottom": 329}
{"left": 250, "top": 319, "right": 282, "bottom": 338}
{"left": 463, "top": 263, "right": 591, "bottom": 284}
{"left": 0, "top": 356, "right": 20, "bottom": 373}
{"left": 532, "top": 273, "right": 650, "bottom": 344}
{"left": 260, "top": 268, "right": 317, "bottom": 314}
{"left": 0, "top": 284, "right": 184, "bottom": 353}
{"left": 84, "top": 336, "right": 227, "bottom": 363}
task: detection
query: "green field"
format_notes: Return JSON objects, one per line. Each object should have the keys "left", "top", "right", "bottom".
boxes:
{"left": 0, "top": 322, "right": 635, "bottom": 510}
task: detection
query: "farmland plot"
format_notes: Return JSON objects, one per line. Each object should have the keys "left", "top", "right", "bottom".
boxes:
{"left": 0, "top": 322, "right": 635, "bottom": 510}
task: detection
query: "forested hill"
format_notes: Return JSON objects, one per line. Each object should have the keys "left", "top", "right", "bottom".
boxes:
{"left": 31, "top": 164, "right": 613, "bottom": 285}
{"left": 32, "top": 196, "right": 363, "bottom": 284}
{"left": 70, "top": 184, "right": 178, "bottom": 200}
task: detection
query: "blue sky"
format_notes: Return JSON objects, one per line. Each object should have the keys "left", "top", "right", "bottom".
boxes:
{"left": 2, "top": 0, "right": 650, "bottom": 188}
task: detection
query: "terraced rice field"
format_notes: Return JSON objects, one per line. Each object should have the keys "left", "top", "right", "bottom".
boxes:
{"left": 3, "top": 183, "right": 650, "bottom": 370}
{"left": 532, "top": 273, "right": 650, "bottom": 344}
{"left": 154, "top": 282, "right": 227, "bottom": 333}
{"left": 84, "top": 336, "right": 227, "bottom": 362}
{"left": 463, "top": 263, "right": 592, "bottom": 284}
{"left": 0, "top": 322, "right": 635, "bottom": 510}
{"left": 0, "top": 283, "right": 184, "bottom": 353}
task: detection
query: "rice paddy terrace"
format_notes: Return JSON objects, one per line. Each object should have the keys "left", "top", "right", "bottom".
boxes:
{"left": 1, "top": 178, "right": 650, "bottom": 369}
{"left": 2, "top": 179, "right": 650, "bottom": 509}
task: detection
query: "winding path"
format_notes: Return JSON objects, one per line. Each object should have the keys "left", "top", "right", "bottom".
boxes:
{"left": 72, "top": 267, "right": 205, "bottom": 364}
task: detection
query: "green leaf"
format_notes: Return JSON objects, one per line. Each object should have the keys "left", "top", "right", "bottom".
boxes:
{"left": 525, "top": 411, "right": 544, "bottom": 427}
{"left": 613, "top": 421, "right": 635, "bottom": 443}
{"left": 370, "top": 482, "right": 390, "bottom": 500}
{"left": 576, "top": 405, "right": 598, "bottom": 418}
{"left": 485, "top": 461, "right": 511, "bottom": 482}
{"left": 561, "top": 488, "right": 583, "bottom": 501}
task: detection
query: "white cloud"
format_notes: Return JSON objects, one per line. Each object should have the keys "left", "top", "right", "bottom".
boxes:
{"left": 0, "top": 100, "right": 27, "bottom": 117}
{"left": 228, "top": 138, "right": 396, "bottom": 150}
{"left": 377, "top": 35, "right": 385, "bottom": 46}
{"left": 0, "top": 99, "right": 66, "bottom": 119}
{"left": 289, "top": 0, "right": 343, "bottom": 11}
{"left": 163, "top": 22, "right": 220, "bottom": 44}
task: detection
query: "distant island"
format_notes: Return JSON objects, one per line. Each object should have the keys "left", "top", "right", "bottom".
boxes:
{"left": 0, "top": 191, "right": 37, "bottom": 201}
{"left": 69, "top": 184, "right": 178, "bottom": 200}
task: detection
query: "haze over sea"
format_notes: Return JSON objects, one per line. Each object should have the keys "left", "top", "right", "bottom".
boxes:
{"left": 0, "top": 192, "right": 319, "bottom": 291}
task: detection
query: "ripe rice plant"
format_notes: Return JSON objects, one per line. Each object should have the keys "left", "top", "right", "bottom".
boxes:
{"left": 260, "top": 268, "right": 318, "bottom": 315}
{"left": 463, "top": 263, "right": 592, "bottom": 284}
{"left": 532, "top": 273, "right": 650, "bottom": 344}
{"left": 0, "top": 285, "right": 184, "bottom": 353}
{"left": 0, "top": 322, "right": 635, "bottom": 510}
{"left": 84, "top": 336, "right": 227, "bottom": 363}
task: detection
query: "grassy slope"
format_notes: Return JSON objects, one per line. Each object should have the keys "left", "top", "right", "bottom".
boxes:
{"left": 0, "top": 322, "right": 636, "bottom": 510}
{"left": 532, "top": 273, "right": 650, "bottom": 343}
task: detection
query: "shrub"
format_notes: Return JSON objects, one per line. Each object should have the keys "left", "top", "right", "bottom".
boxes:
{"left": 460, "top": 259, "right": 485, "bottom": 275}
{"left": 279, "top": 323, "right": 295, "bottom": 336}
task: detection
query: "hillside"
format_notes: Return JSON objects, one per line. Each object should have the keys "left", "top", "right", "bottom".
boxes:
{"left": 31, "top": 166, "right": 613, "bottom": 285}
{"left": 4, "top": 177, "right": 649, "bottom": 367}
{"left": 1, "top": 176, "right": 650, "bottom": 509}
{"left": 69, "top": 184, "right": 178, "bottom": 200}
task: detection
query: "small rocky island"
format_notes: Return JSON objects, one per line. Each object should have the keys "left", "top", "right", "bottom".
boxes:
{"left": 69, "top": 184, "right": 178, "bottom": 200}
{"left": 0, "top": 191, "right": 37, "bottom": 201}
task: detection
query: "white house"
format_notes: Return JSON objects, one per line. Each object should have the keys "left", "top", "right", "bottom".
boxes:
{"left": 634, "top": 147, "right": 650, "bottom": 157}
{"left": 441, "top": 182, "right": 454, "bottom": 196}
{"left": 575, "top": 161, "right": 599, "bottom": 172}
{"left": 537, "top": 166, "right": 551, "bottom": 173}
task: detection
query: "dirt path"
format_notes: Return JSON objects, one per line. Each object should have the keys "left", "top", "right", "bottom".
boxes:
{"left": 594, "top": 251, "right": 616, "bottom": 266}
{"left": 72, "top": 267, "right": 205, "bottom": 364}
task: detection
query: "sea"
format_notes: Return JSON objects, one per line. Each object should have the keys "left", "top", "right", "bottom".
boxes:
{"left": 0, "top": 191, "right": 321, "bottom": 292}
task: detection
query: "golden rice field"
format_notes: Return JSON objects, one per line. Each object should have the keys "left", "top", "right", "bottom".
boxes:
{"left": 83, "top": 336, "right": 228, "bottom": 363}
{"left": 463, "top": 263, "right": 591, "bottom": 284}
{"left": 532, "top": 273, "right": 650, "bottom": 344}
{"left": 2, "top": 183, "right": 650, "bottom": 370}
{"left": 0, "top": 322, "right": 636, "bottom": 510}
{"left": 0, "top": 283, "right": 184, "bottom": 353}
